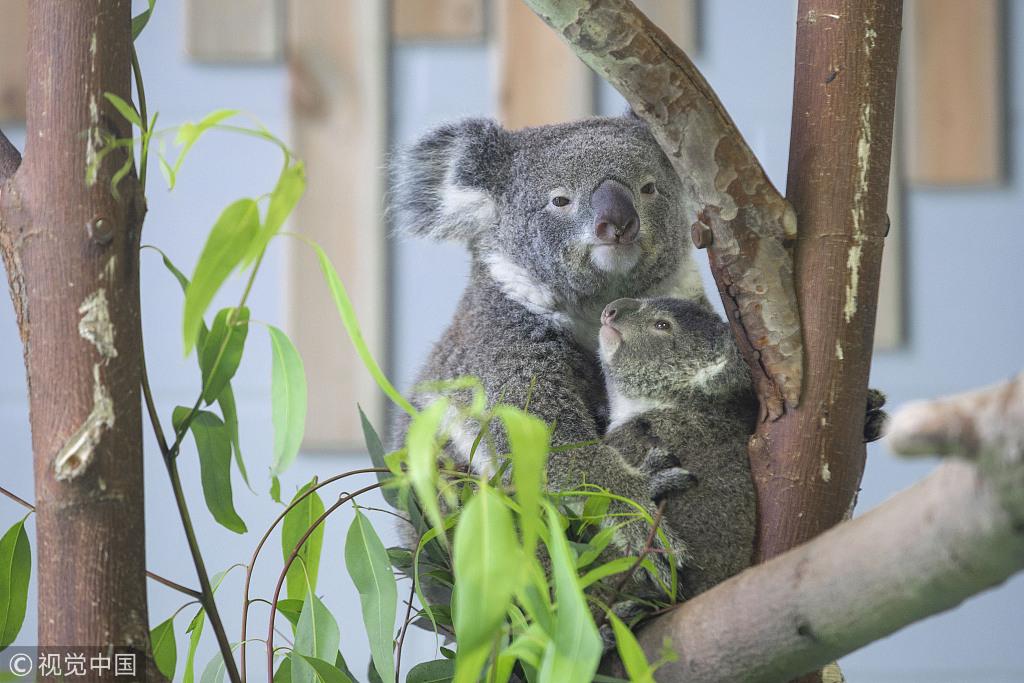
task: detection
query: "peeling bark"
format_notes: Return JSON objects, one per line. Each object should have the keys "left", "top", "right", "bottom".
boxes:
{"left": 522, "top": 0, "right": 803, "bottom": 419}
{"left": 0, "top": 0, "right": 156, "bottom": 669}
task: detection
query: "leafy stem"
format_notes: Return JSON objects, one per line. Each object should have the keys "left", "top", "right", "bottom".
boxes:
{"left": 265, "top": 482, "right": 385, "bottom": 682}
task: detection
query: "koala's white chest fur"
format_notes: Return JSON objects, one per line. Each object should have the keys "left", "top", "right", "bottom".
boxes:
{"left": 485, "top": 250, "right": 708, "bottom": 351}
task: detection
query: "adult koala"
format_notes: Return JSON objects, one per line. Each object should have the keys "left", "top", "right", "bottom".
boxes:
{"left": 392, "top": 114, "right": 707, "bottom": 555}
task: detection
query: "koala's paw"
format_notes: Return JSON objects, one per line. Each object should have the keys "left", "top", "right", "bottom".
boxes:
{"left": 640, "top": 447, "right": 698, "bottom": 503}
{"left": 864, "top": 388, "right": 888, "bottom": 443}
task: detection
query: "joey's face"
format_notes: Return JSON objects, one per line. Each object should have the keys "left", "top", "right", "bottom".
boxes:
{"left": 598, "top": 297, "right": 731, "bottom": 403}
{"left": 491, "top": 118, "right": 687, "bottom": 304}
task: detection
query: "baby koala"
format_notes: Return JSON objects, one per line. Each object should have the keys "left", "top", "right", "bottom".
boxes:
{"left": 598, "top": 296, "right": 758, "bottom": 598}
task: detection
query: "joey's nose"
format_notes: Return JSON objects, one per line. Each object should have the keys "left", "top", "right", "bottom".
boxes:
{"left": 592, "top": 180, "right": 639, "bottom": 245}
{"left": 602, "top": 298, "right": 641, "bottom": 324}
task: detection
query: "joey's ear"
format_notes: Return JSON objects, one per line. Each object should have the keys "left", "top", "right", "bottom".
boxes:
{"left": 393, "top": 118, "right": 511, "bottom": 242}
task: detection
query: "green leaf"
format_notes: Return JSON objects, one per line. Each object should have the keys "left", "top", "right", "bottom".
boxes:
{"left": 359, "top": 406, "right": 400, "bottom": 508}
{"left": 495, "top": 407, "right": 549, "bottom": 559}
{"left": 217, "top": 382, "right": 251, "bottom": 489}
{"left": 132, "top": 0, "right": 156, "bottom": 39}
{"left": 200, "top": 306, "right": 250, "bottom": 403}
{"left": 575, "top": 525, "right": 618, "bottom": 569}
{"left": 282, "top": 480, "right": 326, "bottom": 601}
{"left": 268, "top": 325, "right": 307, "bottom": 477}
{"left": 344, "top": 506, "right": 397, "bottom": 683}
{"left": 292, "top": 655, "right": 354, "bottom": 683}
{"left": 274, "top": 656, "right": 292, "bottom": 683}
{"left": 275, "top": 598, "right": 305, "bottom": 630}
{"left": 183, "top": 609, "right": 205, "bottom": 683}
{"left": 173, "top": 407, "right": 247, "bottom": 533}
{"left": 307, "top": 239, "right": 416, "bottom": 416}
{"left": 183, "top": 198, "right": 260, "bottom": 354}
{"left": 170, "top": 109, "right": 240, "bottom": 189}
{"left": 246, "top": 162, "right": 306, "bottom": 265}
{"left": 452, "top": 643, "right": 490, "bottom": 683}
{"left": 104, "top": 92, "right": 142, "bottom": 128}
{"left": 0, "top": 518, "right": 31, "bottom": 647}
{"left": 271, "top": 476, "right": 283, "bottom": 504}
{"left": 292, "top": 591, "right": 340, "bottom": 683}
{"left": 151, "top": 617, "right": 177, "bottom": 679}
{"left": 406, "top": 400, "right": 448, "bottom": 541}
{"left": 579, "top": 556, "right": 637, "bottom": 589}
{"left": 452, "top": 485, "right": 521, "bottom": 676}
{"left": 407, "top": 659, "right": 456, "bottom": 683}
{"left": 200, "top": 651, "right": 227, "bottom": 683}
{"left": 606, "top": 611, "right": 655, "bottom": 683}
{"left": 538, "top": 505, "right": 602, "bottom": 683}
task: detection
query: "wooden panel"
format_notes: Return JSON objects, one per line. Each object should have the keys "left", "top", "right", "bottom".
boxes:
{"left": 905, "top": 0, "right": 1002, "bottom": 185}
{"left": 0, "top": 0, "right": 27, "bottom": 122}
{"left": 392, "top": 0, "right": 485, "bottom": 41}
{"left": 633, "top": 0, "right": 698, "bottom": 55}
{"left": 496, "top": 0, "right": 594, "bottom": 129}
{"left": 186, "top": 0, "right": 282, "bottom": 63}
{"left": 288, "top": 0, "right": 388, "bottom": 450}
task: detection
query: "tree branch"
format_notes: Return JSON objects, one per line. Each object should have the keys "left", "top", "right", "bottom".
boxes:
{"left": 522, "top": 0, "right": 803, "bottom": 419}
{"left": 0, "top": 130, "right": 20, "bottom": 183}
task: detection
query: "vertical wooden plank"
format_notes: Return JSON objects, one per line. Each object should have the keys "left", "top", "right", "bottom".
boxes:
{"left": 905, "top": 0, "right": 1002, "bottom": 185}
{"left": 875, "top": 127, "right": 904, "bottom": 349}
{"left": 0, "top": 0, "right": 27, "bottom": 122}
{"left": 288, "top": 0, "right": 388, "bottom": 449}
{"left": 186, "top": 0, "right": 282, "bottom": 63}
{"left": 633, "top": 0, "right": 698, "bottom": 55}
{"left": 392, "top": 0, "right": 485, "bottom": 41}
{"left": 496, "top": 0, "right": 594, "bottom": 128}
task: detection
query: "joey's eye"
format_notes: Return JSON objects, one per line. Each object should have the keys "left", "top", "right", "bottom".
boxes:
{"left": 640, "top": 181, "right": 657, "bottom": 195}
{"left": 551, "top": 196, "right": 571, "bottom": 207}
{"left": 654, "top": 319, "right": 671, "bottom": 331}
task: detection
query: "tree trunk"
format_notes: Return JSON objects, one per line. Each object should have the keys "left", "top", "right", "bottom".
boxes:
{"left": 0, "top": 0, "right": 155, "bottom": 672}
{"left": 753, "top": 0, "right": 902, "bottom": 565}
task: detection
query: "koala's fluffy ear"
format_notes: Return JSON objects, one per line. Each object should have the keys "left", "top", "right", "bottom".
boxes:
{"left": 393, "top": 118, "right": 511, "bottom": 242}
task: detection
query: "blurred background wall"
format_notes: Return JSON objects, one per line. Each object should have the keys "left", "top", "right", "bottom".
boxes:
{"left": 0, "top": 1, "right": 1022, "bottom": 680}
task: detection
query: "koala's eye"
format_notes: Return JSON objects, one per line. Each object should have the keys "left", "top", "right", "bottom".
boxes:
{"left": 551, "top": 196, "right": 571, "bottom": 207}
{"left": 654, "top": 319, "right": 671, "bottom": 331}
{"left": 640, "top": 181, "right": 657, "bottom": 195}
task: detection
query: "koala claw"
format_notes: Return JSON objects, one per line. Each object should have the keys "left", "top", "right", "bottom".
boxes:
{"left": 864, "top": 388, "right": 888, "bottom": 443}
{"left": 649, "top": 467, "right": 699, "bottom": 504}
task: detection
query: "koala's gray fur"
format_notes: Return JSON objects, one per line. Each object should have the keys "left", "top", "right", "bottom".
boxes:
{"left": 391, "top": 115, "right": 710, "bottom": 559}
{"left": 598, "top": 297, "right": 758, "bottom": 598}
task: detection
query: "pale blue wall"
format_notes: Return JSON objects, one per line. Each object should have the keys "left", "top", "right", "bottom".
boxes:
{"left": 1, "top": 1, "right": 1022, "bottom": 680}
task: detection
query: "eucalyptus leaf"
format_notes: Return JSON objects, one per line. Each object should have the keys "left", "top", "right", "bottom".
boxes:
{"left": 104, "top": 93, "right": 142, "bottom": 128}
{"left": 131, "top": 0, "right": 156, "bottom": 39}
{"left": 282, "top": 480, "right": 325, "bottom": 601}
{"left": 292, "top": 591, "right": 340, "bottom": 683}
{"left": 275, "top": 598, "right": 305, "bottom": 630}
{"left": 173, "top": 407, "right": 247, "bottom": 534}
{"left": 607, "top": 611, "right": 655, "bottom": 683}
{"left": 217, "top": 382, "right": 251, "bottom": 488}
{"left": 579, "top": 556, "right": 637, "bottom": 589}
{"left": 245, "top": 162, "right": 306, "bottom": 265}
{"left": 359, "top": 406, "right": 400, "bottom": 508}
{"left": 183, "top": 198, "right": 259, "bottom": 354}
{"left": 538, "top": 505, "right": 602, "bottom": 683}
{"left": 200, "top": 306, "right": 250, "bottom": 404}
{"left": 452, "top": 485, "right": 521, "bottom": 682}
{"left": 344, "top": 507, "right": 397, "bottom": 683}
{"left": 495, "top": 406, "right": 549, "bottom": 558}
{"left": 406, "top": 400, "right": 448, "bottom": 541}
{"left": 309, "top": 240, "right": 416, "bottom": 415}
{"left": 183, "top": 609, "right": 205, "bottom": 683}
{"left": 150, "top": 617, "right": 177, "bottom": 680}
{"left": 292, "top": 655, "right": 353, "bottom": 683}
{"left": 0, "top": 518, "right": 30, "bottom": 648}
{"left": 407, "top": 659, "right": 456, "bottom": 683}
{"left": 268, "top": 325, "right": 307, "bottom": 477}
{"left": 169, "top": 109, "right": 240, "bottom": 188}
{"left": 199, "top": 651, "right": 227, "bottom": 683}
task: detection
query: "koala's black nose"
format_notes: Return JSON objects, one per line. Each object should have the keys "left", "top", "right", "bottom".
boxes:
{"left": 592, "top": 180, "right": 640, "bottom": 245}
{"left": 602, "top": 298, "right": 641, "bottom": 324}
